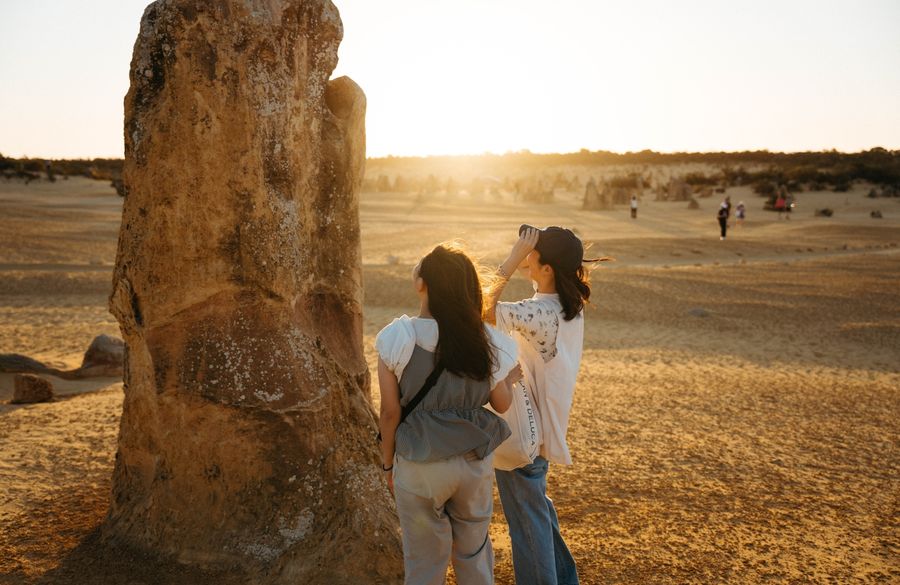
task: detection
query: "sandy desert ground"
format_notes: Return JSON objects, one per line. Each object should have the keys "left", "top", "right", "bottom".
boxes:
{"left": 0, "top": 176, "right": 898, "bottom": 584}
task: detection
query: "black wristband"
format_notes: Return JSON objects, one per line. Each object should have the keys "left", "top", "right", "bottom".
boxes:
{"left": 381, "top": 463, "right": 393, "bottom": 472}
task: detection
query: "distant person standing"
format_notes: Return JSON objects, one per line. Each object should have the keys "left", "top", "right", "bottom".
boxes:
{"left": 774, "top": 188, "right": 787, "bottom": 220}
{"left": 735, "top": 201, "right": 746, "bottom": 227}
{"left": 630, "top": 195, "right": 638, "bottom": 219}
{"left": 717, "top": 198, "right": 730, "bottom": 240}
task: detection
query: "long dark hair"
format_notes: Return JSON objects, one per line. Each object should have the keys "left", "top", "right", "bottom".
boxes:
{"left": 545, "top": 261, "right": 592, "bottom": 321}
{"left": 418, "top": 245, "right": 492, "bottom": 381}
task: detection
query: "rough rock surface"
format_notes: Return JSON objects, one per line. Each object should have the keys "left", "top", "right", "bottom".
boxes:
{"left": 12, "top": 374, "right": 54, "bottom": 404}
{"left": 105, "top": 1, "right": 401, "bottom": 583}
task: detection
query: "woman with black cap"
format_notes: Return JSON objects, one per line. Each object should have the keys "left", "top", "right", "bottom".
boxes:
{"left": 485, "top": 225, "right": 601, "bottom": 585}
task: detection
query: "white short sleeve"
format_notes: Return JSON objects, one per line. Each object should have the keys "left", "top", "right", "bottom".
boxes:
{"left": 486, "top": 324, "right": 518, "bottom": 389}
{"left": 495, "top": 299, "right": 559, "bottom": 363}
{"left": 374, "top": 315, "right": 417, "bottom": 380}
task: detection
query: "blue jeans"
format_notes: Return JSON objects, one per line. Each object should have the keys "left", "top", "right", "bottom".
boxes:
{"left": 495, "top": 457, "right": 579, "bottom": 585}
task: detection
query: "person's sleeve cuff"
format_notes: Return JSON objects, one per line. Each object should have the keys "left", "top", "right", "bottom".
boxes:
{"left": 487, "top": 324, "right": 518, "bottom": 388}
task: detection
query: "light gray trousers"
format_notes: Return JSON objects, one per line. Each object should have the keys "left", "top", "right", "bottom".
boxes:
{"left": 394, "top": 452, "right": 495, "bottom": 585}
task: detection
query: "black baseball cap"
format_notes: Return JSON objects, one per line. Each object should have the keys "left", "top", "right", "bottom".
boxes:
{"left": 519, "top": 224, "right": 595, "bottom": 273}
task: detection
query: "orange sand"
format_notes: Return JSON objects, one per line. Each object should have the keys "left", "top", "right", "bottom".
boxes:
{"left": 1, "top": 176, "right": 898, "bottom": 584}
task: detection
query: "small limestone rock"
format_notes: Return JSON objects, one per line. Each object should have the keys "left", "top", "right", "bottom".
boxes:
{"left": 688, "top": 307, "right": 711, "bottom": 318}
{"left": 870, "top": 210, "right": 883, "bottom": 219}
{"left": 82, "top": 334, "right": 124, "bottom": 367}
{"left": 12, "top": 374, "right": 54, "bottom": 404}
{"left": 582, "top": 177, "right": 613, "bottom": 210}
{"left": 815, "top": 208, "right": 834, "bottom": 217}
{"left": 79, "top": 334, "right": 125, "bottom": 377}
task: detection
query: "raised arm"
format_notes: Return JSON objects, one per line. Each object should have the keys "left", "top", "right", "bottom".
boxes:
{"left": 485, "top": 227, "right": 539, "bottom": 324}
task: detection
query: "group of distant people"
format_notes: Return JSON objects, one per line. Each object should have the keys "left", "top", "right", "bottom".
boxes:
{"left": 623, "top": 188, "right": 803, "bottom": 240}
{"left": 717, "top": 197, "right": 748, "bottom": 239}
{"left": 628, "top": 192, "right": 750, "bottom": 241}
{"left": 717, "top": 196, "right": 746, "bottom": 240}
{"left": 722, "top": 186, "right": 797, "bottom": 238}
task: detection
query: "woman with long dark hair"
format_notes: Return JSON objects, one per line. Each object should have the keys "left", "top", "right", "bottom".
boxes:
{"left": 484, "top": 225, "right": 604, "bottom": 585}
{"left": 376, "top": 244, "right": 519, "bottom": 585}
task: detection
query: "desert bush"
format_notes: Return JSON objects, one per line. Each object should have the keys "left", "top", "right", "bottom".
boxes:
{"left": 22, "top": 159, "right": 43, "bottom": 172}
{"left": 88, "top": 167, "right": 115, "bottom": 181}
{"left": 753, "top": 181, "right": 777, "bottom": 197}
{"left": 45, "top": 158, "right": 122, "bottom": 179}
{"left": 785, "top": 164, "right": 822, "bottom": 184}
{"left": 831, "top": 180, "right": 851, "bottom": 192}
{"left": 684, "top": 172, "right": 717, "bottom": 186}
{"left": 608, "top": 173, "right": 644, "bottom": 189}
{"left": 722, "top": 166, "right": 751, "bottom": 186}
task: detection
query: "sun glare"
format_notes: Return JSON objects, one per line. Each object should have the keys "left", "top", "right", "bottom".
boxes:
{"left": 0, "top": 0, "right": 898, "bottom": 158}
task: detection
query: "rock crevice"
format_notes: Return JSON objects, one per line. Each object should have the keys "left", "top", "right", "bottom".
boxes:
{"left": 106, "top": 1, "right": 401, "bottom": 582}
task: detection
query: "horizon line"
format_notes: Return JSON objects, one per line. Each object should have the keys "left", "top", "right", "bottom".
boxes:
{"left": 4, "top": 146, "right": 899, "bottom": 162}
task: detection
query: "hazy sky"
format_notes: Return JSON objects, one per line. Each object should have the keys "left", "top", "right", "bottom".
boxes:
{"left": 1, "top": 0, "right": 898, "bottom": 158}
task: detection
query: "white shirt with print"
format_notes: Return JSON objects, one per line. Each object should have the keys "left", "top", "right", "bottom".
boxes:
{"left": 496, "top": 293, "right": 583, "bottom": 465}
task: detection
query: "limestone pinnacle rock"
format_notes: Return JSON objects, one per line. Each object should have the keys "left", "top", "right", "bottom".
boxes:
{"left": 106, "top": 1, "right": 402, "bottom": 582}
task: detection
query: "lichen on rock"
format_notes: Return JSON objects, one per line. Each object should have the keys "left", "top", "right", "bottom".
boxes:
{"left": 106, "top": 1, "right": 401, "bottom": 582}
